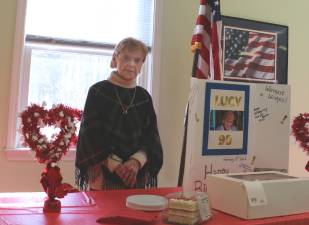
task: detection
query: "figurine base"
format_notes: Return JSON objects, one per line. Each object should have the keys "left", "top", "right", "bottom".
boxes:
{"left": 43, "top": 198, "right": 61, "bottom": 213}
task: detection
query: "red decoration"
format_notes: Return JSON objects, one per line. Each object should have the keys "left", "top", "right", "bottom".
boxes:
{"left": 41, "top": 162, "right": 78, "bottom": 212}
{"left": 20, "top": 103, "right": 81, "bottom": 212}
{"left": 20, "top": 104, "right": 82, "bottom": 163}
{"left": 291, "top": 113, "right": 309, "bottom": 171}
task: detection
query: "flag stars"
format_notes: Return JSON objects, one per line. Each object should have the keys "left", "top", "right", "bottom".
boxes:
{"left": 224, "top": 28, "right": 249, "bottom": 59}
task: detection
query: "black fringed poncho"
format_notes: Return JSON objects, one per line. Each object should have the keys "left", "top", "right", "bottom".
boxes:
{"left": 75, "top": 80, "right": 163, "bottom": 190}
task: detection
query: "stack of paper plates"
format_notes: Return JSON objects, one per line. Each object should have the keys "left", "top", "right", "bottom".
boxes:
{"left": 126, "top": 194, "right": 168, "bottom": 211}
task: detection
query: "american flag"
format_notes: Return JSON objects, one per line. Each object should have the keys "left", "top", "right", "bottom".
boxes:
{"left": 223, "top": 27, "right": 276, "bottom": 81}
{"left": 191, "top": 0, "right": 222, "bottom": 80}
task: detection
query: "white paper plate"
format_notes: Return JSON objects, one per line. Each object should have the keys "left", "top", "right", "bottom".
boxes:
{"left": 126, "top": 194, "right": 168, "bottom": 211}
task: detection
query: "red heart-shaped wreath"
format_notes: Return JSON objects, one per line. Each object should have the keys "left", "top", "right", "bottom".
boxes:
{"left": 20, "top": 104, "right": 82, "bottom": 163}
{"left": 292, "top": 113, "right": 309, "bottom": 153}
{"left": 291, "top": 113, "right": 309, "bottom": 171}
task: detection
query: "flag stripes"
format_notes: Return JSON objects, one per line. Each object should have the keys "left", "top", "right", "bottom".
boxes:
{"left": 224, "top": 28, "right": 276, "bottom": 81}
{"left": 191, "top": 0, "right": 222, "bottom": 80}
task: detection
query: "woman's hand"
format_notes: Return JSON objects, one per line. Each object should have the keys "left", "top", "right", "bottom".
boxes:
{"left": 114, "top": 158, "right": 141, "bottom": 187}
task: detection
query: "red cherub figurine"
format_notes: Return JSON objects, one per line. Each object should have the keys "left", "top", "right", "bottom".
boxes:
{"left": 40, "top": 162, "right": 78, "bottom": 212}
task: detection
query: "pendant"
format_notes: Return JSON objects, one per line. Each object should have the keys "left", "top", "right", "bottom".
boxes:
{"left": 123, "top": 108, "right": 128, "bottom": 114}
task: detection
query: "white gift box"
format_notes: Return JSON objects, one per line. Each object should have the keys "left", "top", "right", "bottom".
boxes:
{"left": 207, "top": 171, "right": 309, "bottom": 219}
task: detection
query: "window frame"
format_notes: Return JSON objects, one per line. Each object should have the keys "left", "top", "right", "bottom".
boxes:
{"left": 5, "top": 0, "right": 162, "bottom": 160}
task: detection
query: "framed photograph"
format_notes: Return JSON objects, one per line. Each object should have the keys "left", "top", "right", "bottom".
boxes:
{"left": 202, "top": 82, "right": 249, "bottom": 156}
{"left": 221, "top": 16, "right": 288, "bottom": 84}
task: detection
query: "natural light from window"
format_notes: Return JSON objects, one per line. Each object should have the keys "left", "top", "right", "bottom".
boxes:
{"left": 28, "top": 49, "right": 113, "bottom": 109}
{"left": 26, "top": 0, "right": 153, "bottom": 45}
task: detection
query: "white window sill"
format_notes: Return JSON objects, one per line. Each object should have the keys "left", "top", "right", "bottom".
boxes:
{"left": 5, "top": 148, "right": 76, "bottom": 161}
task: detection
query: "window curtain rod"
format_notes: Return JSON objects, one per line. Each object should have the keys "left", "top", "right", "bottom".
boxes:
{"left": 26, "top": 35, "right": 151, "bottom": 51}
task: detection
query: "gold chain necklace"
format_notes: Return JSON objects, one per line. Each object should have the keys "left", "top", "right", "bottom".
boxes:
{"left": 114, "top": 86, "right": 137, "bottom": 115}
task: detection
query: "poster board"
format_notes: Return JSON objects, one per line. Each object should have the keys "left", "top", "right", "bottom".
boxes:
{"left": 182, "top": 78, "right": 290, "bottom": 193}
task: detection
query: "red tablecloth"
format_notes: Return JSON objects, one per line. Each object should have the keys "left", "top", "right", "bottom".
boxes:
{"left": 0, "top": 187, "right": 309, "bottom": 225}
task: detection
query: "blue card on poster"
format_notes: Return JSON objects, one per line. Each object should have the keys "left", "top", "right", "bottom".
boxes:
{"left": 202, "top": 82, "right": 250, "bottom": 155}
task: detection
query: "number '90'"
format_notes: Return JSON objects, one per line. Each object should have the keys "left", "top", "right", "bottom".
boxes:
{"left": 218, "top": 135, "right": 232, "bottom": 145}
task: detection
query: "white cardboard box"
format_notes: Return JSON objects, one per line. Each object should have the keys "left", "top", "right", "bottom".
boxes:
{"left": 207, "top": 171, "right": 309, "bottom": 219}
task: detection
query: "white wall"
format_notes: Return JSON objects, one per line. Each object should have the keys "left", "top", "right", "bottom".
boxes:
{"left": 0, "top": 0, "right": 308, "bottom": 192}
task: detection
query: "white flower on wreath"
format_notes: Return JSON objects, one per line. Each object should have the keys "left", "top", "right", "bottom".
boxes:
{"left": 64, "top": 140, "right": 69, "bottom": 146}
{"left": 32, "top": 135, "right": 38, "bottom": 141}
{"left": 59, "top": 111, "right": 64, "bottom": 117}
{"left": 64, "top": 134, "right": 72, "bottom": 139}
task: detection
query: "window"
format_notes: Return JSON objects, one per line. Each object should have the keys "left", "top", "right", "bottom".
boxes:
{"left": 6, "top": 0, "right": 162, "bottom": 159}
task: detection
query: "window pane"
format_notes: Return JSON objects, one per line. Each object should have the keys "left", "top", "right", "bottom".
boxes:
{"left": 28, "top": 49, "right": 113, "bottom": 109}
{"left": 25, "top": 0, "right": 154, "bottom": 45}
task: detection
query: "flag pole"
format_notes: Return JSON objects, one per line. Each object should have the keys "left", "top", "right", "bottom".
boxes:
{"left": 177, "top": 48, "right": 200, "bottom": 187}
{"left": 177, "top": 103, "right": 189, "bottom": 186}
